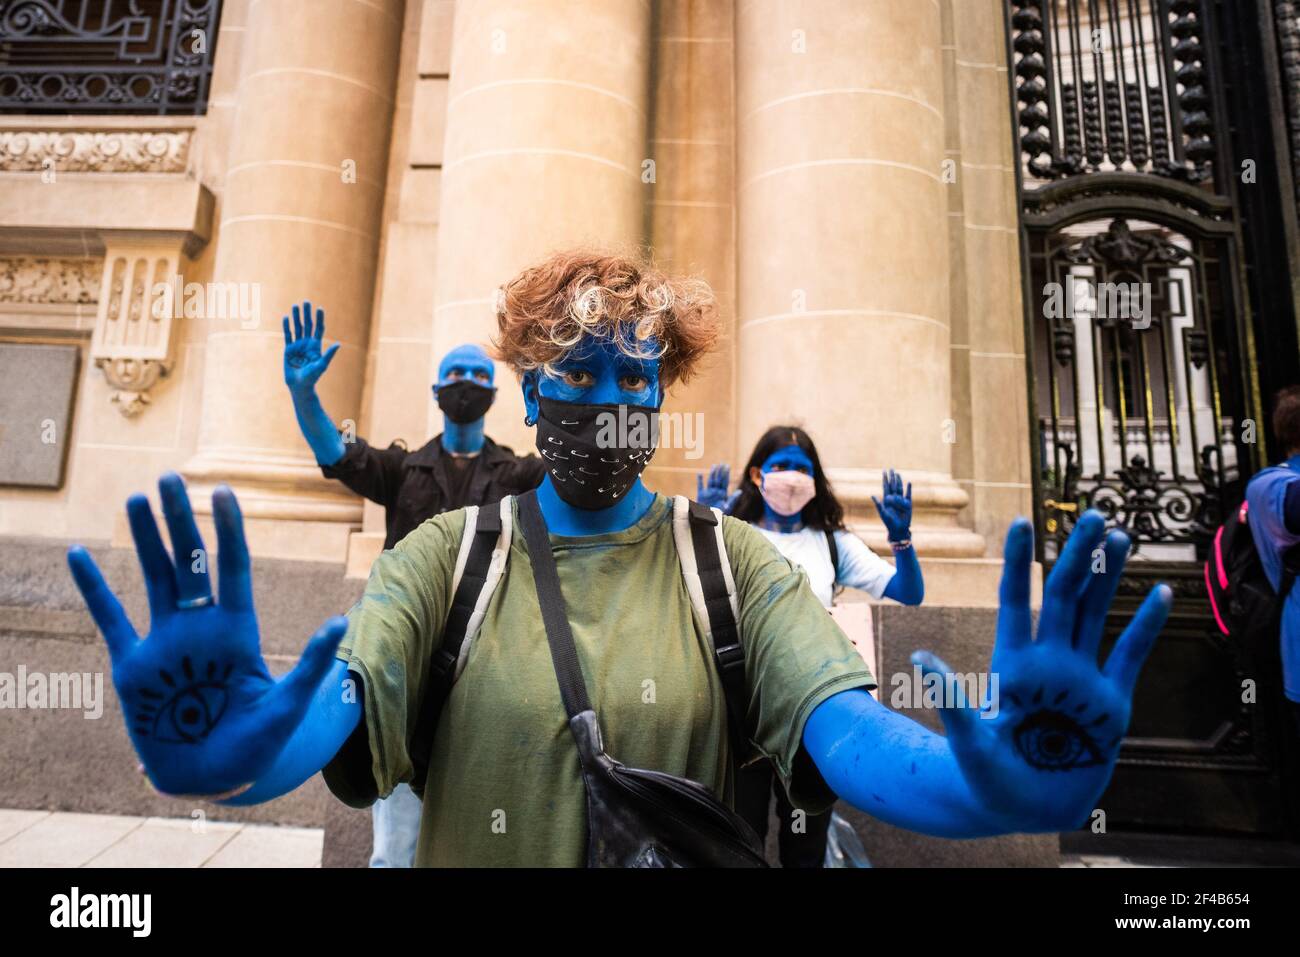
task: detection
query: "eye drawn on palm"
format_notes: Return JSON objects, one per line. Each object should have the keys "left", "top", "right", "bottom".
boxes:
{"left": 915, "top": 510, "right": 1171, "bottom": 832}
{"left": 66, "top": 473, "right": 347, "bottom": 797}
{"left": 872, "top": 469, "right": 912, "bottom": 541}
{"left": 282, "top": 300, "right": 339, "bottom": 393}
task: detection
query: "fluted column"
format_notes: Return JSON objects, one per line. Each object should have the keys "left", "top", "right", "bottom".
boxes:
{"left": 735, "top": 0, "right": 985, "bottom": 560}
{"left": 430, "top": 0, "right": 652, "bottom": 452}
{"left": 183, "top": 0, "right": 404, "bottom": 555}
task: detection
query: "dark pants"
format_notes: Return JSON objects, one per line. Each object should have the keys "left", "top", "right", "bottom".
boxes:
{"left": 1292, "top": 700, "right": 1300, "bottom": 740}
{"left": 735, "top": 761, "right": 830, "bottom": 868}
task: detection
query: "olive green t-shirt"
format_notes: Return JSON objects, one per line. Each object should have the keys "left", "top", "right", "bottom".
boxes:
{"left": 329, "top": 494, "right": 874, "bottom": 867}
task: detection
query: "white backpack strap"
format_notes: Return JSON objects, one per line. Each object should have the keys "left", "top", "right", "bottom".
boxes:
{"left": 410, "top": 497, "right": 512, "bottom": 795}
{"left": 672, "top": 496, "right": 739, "bottom": 634}
{"left": 449, "top": 496, "right": 513, "bottom": 680}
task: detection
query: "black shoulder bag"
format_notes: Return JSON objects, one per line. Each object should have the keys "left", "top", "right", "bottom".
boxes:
{"left": 516, "top": 490, "right": 767, "bottom": 868}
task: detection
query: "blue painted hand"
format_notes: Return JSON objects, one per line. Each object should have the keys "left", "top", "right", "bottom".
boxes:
{"left": 282, "top": 300, "right": 340, "bottom": 396}
{"left": 695, "top": 463, "right": 739, "bottom": 512}
{"left": 919, "top": 510, "right": 1170, "bottom": 831}
{"left": 66, "top": 472, "right": 348, "bottom": 797}
{"left": 872, "top": 469, "right": 912, "bottom": 542}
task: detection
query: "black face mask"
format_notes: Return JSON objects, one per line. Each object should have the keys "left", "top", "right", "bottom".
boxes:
{"left": 436, "top": 379, "right": 496, "bottom": 424}
{"left": 535, "top": 396, "right": 660, "bottom": 510}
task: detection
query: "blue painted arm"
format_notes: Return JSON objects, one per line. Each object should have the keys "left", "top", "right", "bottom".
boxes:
{"left": 805, "top": 688, "right": 1000, "bottom": 837}
{"left": 1285, "top": 480, "right": 1300, "bottom": 535}
{"left": 67, "top": 474, "right": 355, "bottom": 801}
{"left": 804, "top": 510, "right": 1172, "bottom": 837}
{"left": 874, "top": 469, "right": 923, "bottom": 605}
{"left": 882, "top": 545, "right": 924, "bottom": 605}
{"left": 283, "top": 301, "right": 345, "bottom": 468}
{"left": 221, "top": 658, "right": 360, "bottom": 805}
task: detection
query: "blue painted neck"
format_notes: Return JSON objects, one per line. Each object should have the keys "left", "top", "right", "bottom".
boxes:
{"left": 441, "top": 416, "right": 485, "bottom": 455}
{"left": 535, "top": 475, "right": 657, "bottom": 536}
{"left": 1286, "top": 453, "right": 1300, "bottom": 471}
{"left": 758, "top": 503, "right": 803, "bottom": 534}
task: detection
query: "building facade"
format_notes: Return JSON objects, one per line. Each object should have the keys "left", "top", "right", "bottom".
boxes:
{"left": 2, "top": 0, "right": 1298, "bottom": 861}
{"left": 0, "top": 0, "right": 1028, "bottom": 595}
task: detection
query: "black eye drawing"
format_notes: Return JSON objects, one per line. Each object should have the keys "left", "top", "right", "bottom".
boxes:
{"left": 1012, "top": 704, "right": 1109, "bottom": 771}
{"left": 133, "top": 656, "right": 232, "bottom": 744}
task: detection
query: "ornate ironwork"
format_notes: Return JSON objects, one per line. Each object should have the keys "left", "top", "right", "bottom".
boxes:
{"left": 0, "top": 1, "right": 222, "bottom": 114}
{"left": 1032, "top": 216, "right": 1238, "bottom": 554}
{"left": 1006, "top": 0, "right": 1292, "bottom": 837}
{"left": 1009, "top": 0, "right": 1216, "bottom": 185}
{"left": 1275, "top": 2, "right": 1300, "bottom": 210}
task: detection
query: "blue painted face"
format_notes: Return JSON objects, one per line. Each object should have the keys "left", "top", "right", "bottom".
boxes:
{"left": 760, "top": 444, "right": 815, "bottom": 479}
{"left": 522, "top": 333, "right": 662, "bottom": 417}
{"left": 434, "top": 344, "right": 495, "bottom": 393}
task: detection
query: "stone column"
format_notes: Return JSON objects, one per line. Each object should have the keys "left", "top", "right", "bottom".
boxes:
{"left": 945, "top": 0, "right": 1035, "bottom": 556}
{"left": 430, "top": 0, "right": 653, "bottom": 453}
{"left": 182, "top": 0, "right": 404, "bottom": 559}
{"left": 735, "top": 0, "right": 987, "bottom": 577}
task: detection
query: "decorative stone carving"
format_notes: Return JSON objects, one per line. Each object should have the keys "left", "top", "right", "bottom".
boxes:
{"left": 90, "top": 242, "right": 184, "bottom": 417}
{"left": 0, "top": 129, "right": 191, "bottom": 174}
{"left": 99, "top": 357, "right": 167, "bottom": 418}
{"left": 0, "top": 257, "right": 100, "bottom": 304}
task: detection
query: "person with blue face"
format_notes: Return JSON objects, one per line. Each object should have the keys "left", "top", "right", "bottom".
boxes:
{"left": 65, "top": 249, "right": 1172, "bottom": 867}
{"left": 281, "top": 303, "right": 544, "bottom": 866}
{"left": 705, "top": 426, "right": 923, "bottom": 865}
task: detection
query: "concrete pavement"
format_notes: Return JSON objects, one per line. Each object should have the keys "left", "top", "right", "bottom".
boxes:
{"left": 0, "top": 808, "right": 322, "bottom": 867}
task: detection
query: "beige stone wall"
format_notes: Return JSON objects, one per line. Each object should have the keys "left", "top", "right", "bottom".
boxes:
{"left": 643, "top": 0, "right": 740, "bottom": 498}
{"left": 0, "top": 0, "right": 253, "bottom": 543}
{"left": 942, "top": 0, "right": 1033, "bottom": 557}
{"left": 339, "top": 0, "right": 452, "bottom": 574}
{"left": 0, "top": 0, "right": 1035, "bottom": 603}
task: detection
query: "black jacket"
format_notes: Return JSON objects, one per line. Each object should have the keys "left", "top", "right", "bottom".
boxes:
{"left": 322, "top": 434, "right": 545, "bottom": 548}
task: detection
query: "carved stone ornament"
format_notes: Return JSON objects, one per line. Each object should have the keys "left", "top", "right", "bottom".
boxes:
{"left": 97, "top": 356, "right": 168, "bottom": 418}
{"left": 0, "top": 257, "right": 101, "bottom": 304}
{"left": 90, "top": 244, "right": 183, "bottom": 417}
{"left": 0, "top": 129, "right": 191, "bottom": 174}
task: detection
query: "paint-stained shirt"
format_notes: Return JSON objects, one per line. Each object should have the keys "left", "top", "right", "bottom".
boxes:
{"left": 326, "top": 493, "right": 874, "bottom": 866}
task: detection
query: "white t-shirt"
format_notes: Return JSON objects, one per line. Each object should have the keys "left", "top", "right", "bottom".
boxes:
{"left": 755, "top": 525, "right": 896, "bottom": 609}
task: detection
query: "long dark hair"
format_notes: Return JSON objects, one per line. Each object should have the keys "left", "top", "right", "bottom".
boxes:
{"left": 730, "top": 425, "right": 845, "bottom": 531}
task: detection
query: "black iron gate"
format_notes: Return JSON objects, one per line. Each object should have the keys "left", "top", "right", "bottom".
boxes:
{"left": 1006, "top": 0, "right": 1300, "bottom": 838}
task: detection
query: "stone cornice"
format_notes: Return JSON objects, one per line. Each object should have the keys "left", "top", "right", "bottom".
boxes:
{"left": 0, "top": 128, "right": 192, "bottom": 174}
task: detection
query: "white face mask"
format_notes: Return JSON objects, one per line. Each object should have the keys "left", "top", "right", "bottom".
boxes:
{"left": 760, "top": 469, "right": 816, "bottom": 516}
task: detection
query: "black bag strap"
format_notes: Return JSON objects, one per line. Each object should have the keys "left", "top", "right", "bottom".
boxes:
{"left": 410, "top": 501, "right": 502, "bottom": 785}
{"left": 516, "top": 490, "right": 593, "bottom": 719}
{"left": 824, "top": 527, "right": 846, "bottom": 600}
{"left": 685, "top": 500, "right": 748, "bottom": 751}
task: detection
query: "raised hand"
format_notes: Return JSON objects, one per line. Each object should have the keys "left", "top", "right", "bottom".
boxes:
{"left": 696, "top": 463, "right": 740, "bottom": 512}
{"left": 282, "top": 300, "right": 340, "bottom": 395}
{"left": 915, "top": 510, "right": 1170, "bottom": 831}
{"left": 872, "top": 469, "right": 912, "bottom": 542}
{"left": 66, "top": 473, "right": 347, "bottom": 797}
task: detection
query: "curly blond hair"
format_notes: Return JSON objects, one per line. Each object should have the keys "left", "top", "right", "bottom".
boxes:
{"left": 492, "top": 248, "right": 719, "bottom": 389}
